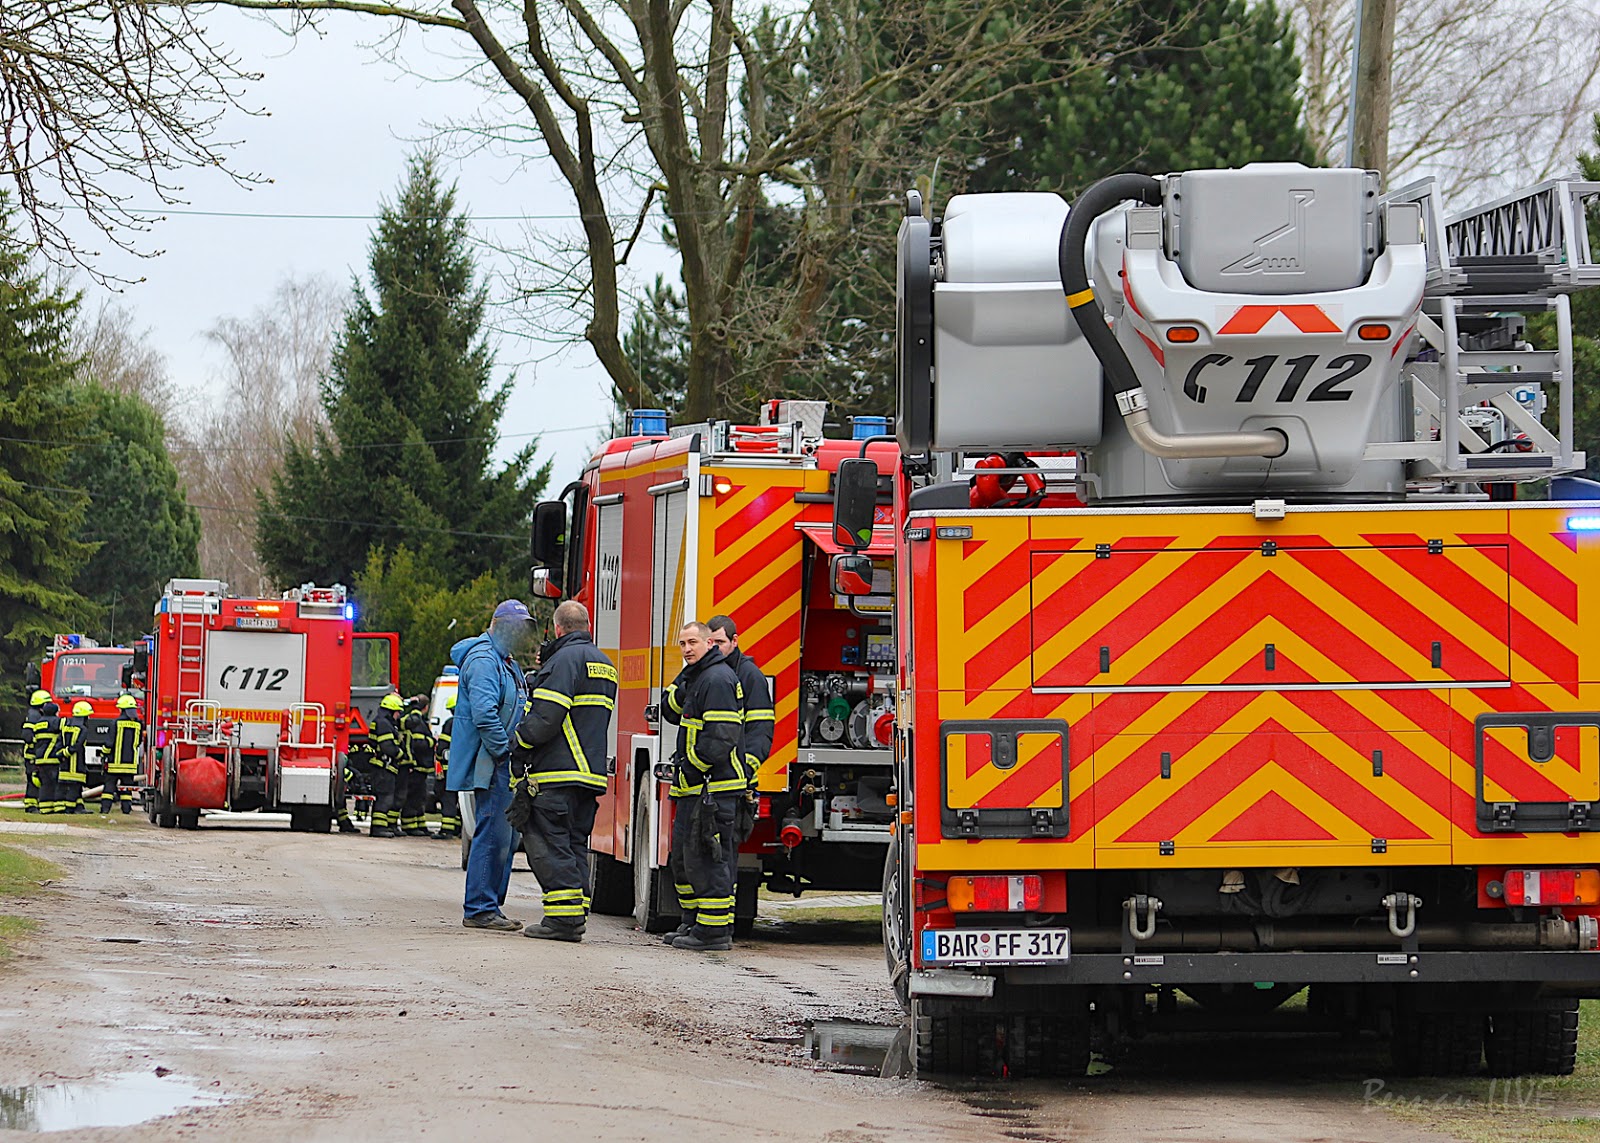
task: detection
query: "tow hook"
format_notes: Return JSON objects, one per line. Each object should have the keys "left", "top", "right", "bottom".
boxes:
{"left": 1382, "top": 892, "right": 1421, "bottom": 939}
{"left": 1124, "top": 894, "right": 1163, "bottom": 941}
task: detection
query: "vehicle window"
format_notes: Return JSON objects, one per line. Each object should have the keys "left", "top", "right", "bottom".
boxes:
{"left": 54, "top": 653, "right": 133, "bottom": 698}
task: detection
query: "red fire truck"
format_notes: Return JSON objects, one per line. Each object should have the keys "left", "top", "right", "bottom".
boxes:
{"left": 140, "top": 579, "right": 360, "bottom": 832}
{"left": 838, "top": 167, "right": 1600, "bottom": 1077}
{"left": 25, "top": 634, "right": 136, "bottom": 789}
{"left": 529, "top": 403, "right": 899, "bottom": 933}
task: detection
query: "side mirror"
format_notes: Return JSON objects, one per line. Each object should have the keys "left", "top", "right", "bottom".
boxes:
{"left": 530, "top": 500, "right": 568, "bottom": 588}
{"left": 23, "top": 661, "right": 40, "bottom": 688}
{"left": 831, "top": 554, "right": 876, "bottom": 596}
{"left": 832, "top": 458, "right": 879, "bottom": 551}
{"left": 529, "top": 567, "right": 562, "bottom": 601}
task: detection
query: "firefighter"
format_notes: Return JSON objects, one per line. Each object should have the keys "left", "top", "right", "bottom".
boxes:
{"left": 508, "top": 601, "right": 617, "bottom": 942}
{"left": 19, "top": 689, "right": 51, "bottom": 814}
{"left": 399, "top": 697, "right": 435, "bottom": 837}
{"left": 59, "top": 701, "right": 92, "bottom": 815}
{"left": 341, "top": 715, "right": 378, "bottom": 834}
{"left": 369, "top": 694, "right": 405, "bottom": 838}
{"left": 102, "top": 695, "right": 141, "bottom": 814}
{"left": 705, "top": 614, "right": 772, "bottom": 903}
{"left": 335, "top": 759, "right": 361, "bottom": 834}
{"left": 660, "top": 621, "right": 745, "bottom": 952}
{"left": 436, "top": 694, "right": 461, "bottom": 839}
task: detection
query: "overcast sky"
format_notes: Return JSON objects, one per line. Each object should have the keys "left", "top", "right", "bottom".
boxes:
{"left": 64, "top": 8, "right": 674, "bottom": 485}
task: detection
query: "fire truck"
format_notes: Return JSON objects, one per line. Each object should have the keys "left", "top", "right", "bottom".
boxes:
{"left": 140, "top": 579, "right": 360, "bottom": 832}
{"left": 835, "top": 165, "right": 1600, "bottom": 1077}
{"left": 25, "top": 634, "right": 136, "bottom": 788}
{"left": 528, "top": 403, "right": 900, "bottom": 933}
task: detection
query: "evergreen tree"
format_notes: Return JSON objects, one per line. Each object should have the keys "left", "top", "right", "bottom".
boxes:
{"left": 0, "top": 199, "right": 95, "bottom": 708}
{"left": 257, "top": 153, "right": 551, "bottom": 590}
{"left": 61, "top": 384, "right": 201, "bottom": 640}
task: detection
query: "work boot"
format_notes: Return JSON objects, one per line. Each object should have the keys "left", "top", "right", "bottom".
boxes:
{"left": 661, "top": 922, "right": 693, "bottom": 946}
{"left": 463, "top": 913, "right": 523, "bottom": 933}
{"left": 524, "top": 923, "right": 583, "bottom": 943}
{"left": 24, "top": 806, "right": 37, "bottom": 814}
{"left": 437, "top": 831, "right": 460, "bottom": 840}
{"left": 672, "top": 928, "right": 733, "bottom": 953}
{"left": 338, "top": 820, "right": 359, "bottom": 834}
{"left": 403, "top": 829, "right": 432, "bottom": 838}
{"left": 370, "top": 827, "right": 397, "bottom": 838}
{"left": 121, "top": 804, "right": 132, "bottom": 815}
{"left": 100, "top": 804, "right": 112, "bottom": 814}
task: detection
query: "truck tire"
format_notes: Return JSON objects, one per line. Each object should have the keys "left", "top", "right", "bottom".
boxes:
{"left": 882, "top": 839, "right": 911, "bottom": 1014}
{"left": 589, "top": 849, "right": 633, "bottom": 916}
{"left": 177, "top": 810, "right": 201, "bottom": 831}
{"left": 1485, "top": 1002, "right": 1579, "bottom": 1076}
{"left": 1392, "top": 1009, "right": 1484, "bottom": 1076}
{"left": 914, "top": 996, "right": 1091, "bottom": 1080}
{"left": 631, "top": 780, "right": 676, "bottom": 933}
{"left": 154, "top": 790, "right": 177, "bottom": 829}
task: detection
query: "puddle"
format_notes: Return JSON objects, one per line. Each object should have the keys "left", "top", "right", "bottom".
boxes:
{"left": 0, "top": 1072, "right": 232, "bottom": 1131}
{"left": 804, "top": 1020, "right": 911, "bottom": 1078}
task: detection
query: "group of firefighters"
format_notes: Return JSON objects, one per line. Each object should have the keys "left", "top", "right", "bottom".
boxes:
{"left": 11, "top": 604, "right": 775, "bottom": 950}
{"left": 507, "top": 602, "right": 772, "bottom": 951}
{"left": 18, "top": 689, "right": 142, "bottom": 816}
{"left": 341, "top": 693, "right": 462, "bottom": 839}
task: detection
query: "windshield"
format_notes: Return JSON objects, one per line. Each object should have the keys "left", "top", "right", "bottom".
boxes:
{"left": 351, "top": 636, "right": 392, "bottom": 691}
{"left": 50, "top": 652, "right": 132, "bottom": 699}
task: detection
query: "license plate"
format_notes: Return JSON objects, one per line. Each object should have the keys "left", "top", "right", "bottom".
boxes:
{"left": 921, "top": 928, "right": 1070, "bottom": 965}
{"left": 236, "top": 617, "right": 279, "bottom": 630}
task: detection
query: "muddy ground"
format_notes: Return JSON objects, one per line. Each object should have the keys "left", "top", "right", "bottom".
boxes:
{"left": 0, "top": 815, "right": 1559, "bottom": 1141}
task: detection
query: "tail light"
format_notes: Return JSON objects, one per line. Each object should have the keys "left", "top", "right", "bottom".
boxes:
{"left": 1502, "top": 869, "right": 1600, "bottom": 906}
{"left": 947, "top": 875, "right": 1043, "bottom": 913}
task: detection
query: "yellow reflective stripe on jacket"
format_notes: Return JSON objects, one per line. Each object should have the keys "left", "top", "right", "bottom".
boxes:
{"left": 571, "top": 694, "right": 615, "bottom": 710}
{"left": 531, "top": 687, "right": 573, "bottom": 708}
{"left": 744, "top": 708, "right": 775, "bottom": 722}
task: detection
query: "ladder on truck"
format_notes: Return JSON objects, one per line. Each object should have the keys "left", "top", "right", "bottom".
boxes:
{"left": 1372, "top": 176, "right": 1598, "bottom": 484}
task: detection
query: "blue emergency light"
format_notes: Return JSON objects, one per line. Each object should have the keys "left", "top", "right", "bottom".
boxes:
{"left": 1567, "top": 515, "right": 1600, "bottom": 532}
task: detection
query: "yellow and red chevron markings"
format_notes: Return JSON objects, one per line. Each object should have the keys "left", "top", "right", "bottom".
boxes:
{"left": 914, "top": 508, "right": 1599, "bottom": 869}
{"left": 702, "top": 474, "right": 811, "bottom": 793}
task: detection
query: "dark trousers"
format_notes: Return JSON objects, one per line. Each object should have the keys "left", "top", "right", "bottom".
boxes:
{"left": 35, "top": 763, "right": 59, "bottom": 815}
{"left": 22, "top": 757, "right": 36, "bottom": 811}
{"left": 101, "top": 770, "right": 135, "bottom": 813}
{"left": 522, "top": 785, "right": 600, "bottom": 930}
{"left": 58, "top": 773, "right": 85, "bottom": 814}
{"left": 669, "top": 793, "right": 738, "bottom": 935}
{"left": 438, "top": 787, "right": 461, "bottom": 835}
{"left": 369, "top": 766, "right": 398, "bottom": 833}
{"left": 399, "top": 768, "right": 429, "bottom": 833}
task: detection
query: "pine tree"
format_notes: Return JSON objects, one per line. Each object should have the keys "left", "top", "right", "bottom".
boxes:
{"left": 257, "top": 153, "right": 551, "bottom": 589}
{"left": 61, "top": 384, "right": 201, "bottom": 640}
{"left": 0, "top": 198, "right": 95, "bottom": 707}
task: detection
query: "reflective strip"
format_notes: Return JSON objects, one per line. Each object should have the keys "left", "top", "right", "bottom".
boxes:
{"left": 544, "top": 904, "right": 587, "bottom": 917}
{"left": 701, "top": 711, "right": 740, "bottom": 724}
{"left": 665, "top": 685, "right": 683, "bottom": 715}
{"left": 744, "top": 708, "right": 775, "bottom": 721}
{"left": 533, "top": 770, "right": 607, "bottom": 789}
{"left": 572, "top": 695, "right": 615, "bottom": 710}
{"left": 532, "top": 688, "right": 574, "bottom": 708}
{"left": 586, "top": 662, "right": 618, "bottom": 682}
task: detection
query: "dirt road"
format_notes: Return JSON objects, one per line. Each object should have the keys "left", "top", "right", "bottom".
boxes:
{"left": 0, "top": 818, "right": 1475, "bottom": 1141}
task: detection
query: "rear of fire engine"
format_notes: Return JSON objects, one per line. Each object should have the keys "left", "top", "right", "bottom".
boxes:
{"left": 850, "top": 166, "right": 1600, "bottom": 1077}
{"left": 529, "top": 405, "right": 899, "bottom": 934}
{"left": 143, "top": 579, "right": 355, "bottom": 832}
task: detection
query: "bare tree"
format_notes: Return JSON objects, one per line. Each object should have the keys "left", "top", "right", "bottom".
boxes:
{"left": 177, "top": 273, "right": 345, "bottom": 594}
{"left": 70, "top": 299, "right": 180, "bottom": 420}
{"left": 1291, "top": 0, "right": 1600, "bottom": 202}
{"left": 195, "top": 0, "right": 1118, "bottom": 419}
{"left": 0, "top": 2, "right": 265, "bottom": 275}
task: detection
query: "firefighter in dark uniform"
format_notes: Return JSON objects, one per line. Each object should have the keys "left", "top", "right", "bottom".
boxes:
{"left": 59, "top": 701, "right": 92, "bottom": 814}
{"left": 102, "top": 695, "right": 141, "bottom": 814}
{"left": 335, "top": 758, "right": 361, "bottom": 834}
{"left": 339, "top": 711, "right": 378, "bottom": 834}
{"left": 369, "top": 694, "right": 405, "bottom": 837}
{"left": 660, "top": 621, "right": 745, "bottom": 952}
{"left": 706, "top": 615, "right": 772, "bottom": 908}
{"left": 510, "top": 601, "right": 617, "bottom": 942}
{"left": 436, "top": 693, "right": 461, "bottom": 839}
{"left": 19, "top": 689, "right": 51, "bottom": 814}
{"left": 399, "top": 697, "right": 435, "bottom": 837}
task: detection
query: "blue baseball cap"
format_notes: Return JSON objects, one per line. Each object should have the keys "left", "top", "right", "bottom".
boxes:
{"left": 493, "top": 599, "right": 532, "bottom": 621}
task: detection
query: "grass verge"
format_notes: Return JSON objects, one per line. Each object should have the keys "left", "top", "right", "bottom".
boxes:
{"left": 0, "top": 842, "right": 58, "bottom": 963}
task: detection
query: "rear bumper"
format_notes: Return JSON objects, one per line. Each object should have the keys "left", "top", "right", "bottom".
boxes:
{"left": 1004, "top": 949, "right": 1600, "bottom": 991}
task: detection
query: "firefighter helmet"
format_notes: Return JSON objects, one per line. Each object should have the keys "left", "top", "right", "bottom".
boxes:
{"left": 380, "top": 693, "right": 404, "bottom": 711}
{"left": 116, "top": 695, "right": 137, "bottom": 709}
{"left": 446, "top": 693, "right": 457, "bottom": 710}
{"left": 72, "top": 700, "right": 93, "bottom": 716}
{"left": 29, "top": 689, "right": 50, "bottom": 705}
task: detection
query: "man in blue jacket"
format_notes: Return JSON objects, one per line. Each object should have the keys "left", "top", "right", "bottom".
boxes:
{"left": 449, "top": 599, "right": 534, "bottom": 932}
